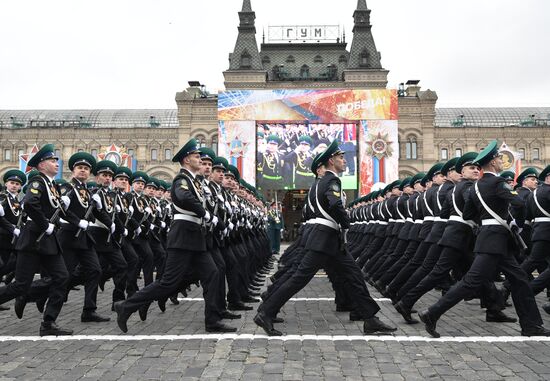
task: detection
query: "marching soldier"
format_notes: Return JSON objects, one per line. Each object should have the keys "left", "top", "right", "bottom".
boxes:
{"left": 0, "top": 170, "right": 26, "bottom": 310}
{"left": 0, "top": 144, "right": 72, "bottom": 336}
{"left": 114, "top": 138, "right": 236, "bottom": 333}
{"left": 126, "top": 171, "right": 155, "bottom": 288}
{"left": 418, "top": 140, "right": 550, "bottom": 337}
{"left": 112, "top": 167, "right": 139, "bottom": 298}
{"left": 88, "top": 160, "right": 128, "bottom": 312}
{"left": 254, "top": 140, "right": 396, "bottom": 336}
{"left": 58, "top": 153, "right": 110, "bottom": 323}
{"left": 143, "top": 177, "right": 166, "bottom": 281}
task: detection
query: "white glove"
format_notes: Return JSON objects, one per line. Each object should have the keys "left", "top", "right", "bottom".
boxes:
{"left": 510, "top": 220, "right": 523, "bottom": 234}
{"left": 145, "top": 207, "right": 152, "bottom": 215}
{"left": 157, "top": 206, "right": 162, "bottom": 213}
{"left": 129, "top": 205, "right": 134, "bottom": 214}
{"left": 61, "top": 195, "right": 71, "bottom": 209}
{"left": 115, "top": 204, "right": 121, "bottom": 213}
{"left": 241, "top": 217, "right": 245, "bottom": 223}
{"left": 92, "top": 194, "right": 102, "bottom": 210}
{"left": 110, "top": 223, "right": 116, "bottom": 234}
{"left": 228, "top": 222, "right": 234, "bottom": 231}
{"left": 13, "top": 228, "right": 20, "bottom": 237}
{"left": 136, "top": 227, "right": 142, "bottom": 235}
{"left": 264, "top": 216, "right": 268, "bottom": 222}
{"left": 204, "top": 210, "right": 211, "bottom": 222}
{"left": 45, "top": 223, "right": 55, "bottom": 235}
{"left": 161, "top": 221, "right": 166, "bottom": 229}
{"left": 78, "top": 220, "right": 89, "bottom": 230}
{"left": 0, "top": 204, "right": 4, "bottom": 216}
{"left": 211, "top": 216, "right": 219, "bottom": 227}
{"left": 123, "top": 228, "right": 128, "bottom": 237}
{"left": 247, "top": 221, "right": 252, "bottom": 229}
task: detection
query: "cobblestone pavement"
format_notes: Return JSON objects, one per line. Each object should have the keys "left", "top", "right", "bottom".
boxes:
{"left": 2, "top": 246, "right": 550, "bottom": 380}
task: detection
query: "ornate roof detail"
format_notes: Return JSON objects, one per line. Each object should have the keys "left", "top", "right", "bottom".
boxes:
{"left": 227, "top": 0, "right": 263, "bottom": 71}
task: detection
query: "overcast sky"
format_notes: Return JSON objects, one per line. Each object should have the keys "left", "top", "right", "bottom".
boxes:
{"left": 1, "top": 0, "right": 548, "bottom": 109}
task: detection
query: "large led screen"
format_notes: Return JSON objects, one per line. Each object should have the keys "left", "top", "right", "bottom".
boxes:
{"left": 256, "top": 122, "right": 357, "bottom": 190}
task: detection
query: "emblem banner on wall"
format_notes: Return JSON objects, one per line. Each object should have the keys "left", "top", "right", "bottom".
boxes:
{"left": 217, "top": 120, "right": 256, "bottom": 186}
{"left": 359, "top": 120, "right": 400, "bottom": 195}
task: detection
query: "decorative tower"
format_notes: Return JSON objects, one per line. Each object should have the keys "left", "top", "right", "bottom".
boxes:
{"left": 344, "top": 0, "right": 388, "bottom": 88}
{"left": 223, "top": 0, "right": 267, "bottom": 89}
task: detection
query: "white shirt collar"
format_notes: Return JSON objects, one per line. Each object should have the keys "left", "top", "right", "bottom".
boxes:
{"left": 484, "top": 171, "right": 497, "bottom": 176}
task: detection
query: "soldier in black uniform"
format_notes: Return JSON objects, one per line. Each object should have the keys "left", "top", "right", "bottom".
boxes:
{"left": 112, "top": 167, "right": 140, "bottom": 298}
{"left": 0, "top": 144, "right": 72, "bottom": 335}
{"left": 514, "top": 167, "right": 539, "bottom": 260}
{"left": 114, "top": 138, "right": 236, "bottom": 333}
{"left": 254, "top": 140, "right": 396, "bottom": 336}
{"left": 58, "top": 153, "right": 110, "bottom": 322}
{"left": 127, "top": 171, "right": 155, "bottom": 288}
{"left": 395, "top": 152, "right": 515, "bottom": 324}
{"left": 418, "top": 141, "right": 550, "bottom": 337}
{"left": 89, "top": 160, "right": 128, "bottom": 312}
{"left": 0, "top": 170, "right": 26, "bottom": 310}
{"left": 520, "top": 165, "right": 550, "bottom": 296}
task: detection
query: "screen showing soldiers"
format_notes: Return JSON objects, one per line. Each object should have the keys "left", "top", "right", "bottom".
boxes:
{"left": 256, "top": 122, "right": 357, "bottom": 190}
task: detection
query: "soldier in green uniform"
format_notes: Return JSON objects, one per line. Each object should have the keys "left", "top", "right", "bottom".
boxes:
{"left": 267, "top": 202, "right": 283, "bottom": 254}
{"left": 257, "top": 134, "right": 283, "bottom": 190}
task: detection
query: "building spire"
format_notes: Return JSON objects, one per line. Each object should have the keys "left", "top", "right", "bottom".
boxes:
{"left": 356, "top": 0, "right": 368, "bottom": 11}
{"left": 227, "top": 0, "right": 262, "bottom": 71}
{"left": 242, "top": 0, "right": 252, "bottom": 12}
{"left": 347, "top": 0, "right": 382, "bottom": 69}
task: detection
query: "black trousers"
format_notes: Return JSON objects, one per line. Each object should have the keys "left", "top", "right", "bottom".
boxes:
{"left": 526, "top": 240, "right": 550, "bottom": 294}
{"left": 377, "top": 239, "right": 412, "bottom": 286}
{"left": 387, "top": 240, "right": 430, "bottom": 295}
{"left": 357, "top": 236, "right": 385, "bottom": 269}
{"left": 62, "top": 246, "right": 101, "bottom": 312}
{"left": 401, "top": 245, "right": 502, "bottom": 312}
{"left": 222, "top": 244, "right": 244, "bottom": 305}
{"left": 121, "top": 238, "right": 139, "bottom": 296}
{"left": 210, "top": 245, "right": 227, "bottom": 312}
{"left": 132, "top": 237, "right": 154, "bottom": 287}
{"left": 119, "top": 248, "right": 221, "bottom": 326}
{"left": 0, "top": 251, "right": 68, "bottom": 322}
{"left": 260, "top": 249, "right": 380, "bottom": 319}
{"left": 429, "top": 252, "right": 543, "bottom": 330}
{"left": 149, "top": 236, "right": 166, "bottom": 280}
{"left": 97, "top": 247, "right": 128, "bottom": 303}
{"left": 371, "top": 236, "right": 402, "bottom": 282}
{"left": 396, "top": 243, "right": 442, "bottom": 301}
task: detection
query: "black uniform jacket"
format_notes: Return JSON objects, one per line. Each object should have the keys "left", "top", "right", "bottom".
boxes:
{"left": 167, "top": 168, "right": 207, "bottom": 252}
{"left": 528, "top": 183, "right": 550, "bottom": 242}
{"left": 304, "top": 170, "right": 348, "bottom": 255}
{"left": 463, "top": 172, "right": 525, "bottom": 255}
{"left": 438, "top": 179, "right": 476, "bottom": 251}
{"left": 15, "top": 173, "right": 62, "bottom": 255}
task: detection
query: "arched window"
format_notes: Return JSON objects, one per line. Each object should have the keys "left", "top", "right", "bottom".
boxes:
{"left": 338, "top": 55, "right": 347, "bottom": 64}
{"left": 196, "top": 135, "right": 207, "bottom": 148}
{"left": 405, "top": 137, "right": 417, "bottom": 160}
{"left": 455, "top": 148, "right": 462, "bottom": 158}
{"left": 519, "top": 148, "right": 525, "bottom": 159}
{"left": 91, "top": 149, "right": 98, "bottom": 159}
{"left": 240, "top": 51, "right": 251, "bottom": 69}
{"left": 211, "top": 136, "right": 218, "bottom": 155}
{"left": 300, "top": 65, "right": 310, "bottom": 79}
{"left": 4, "top": 149, "right": 11, "bottom": 161}
{"left": 164, "top": 149, "right": 172, "bottom": 161}
{"left": 313, "top": 55, "right": 323, "bottom": 63}
{"left": 533, "top": 148, "right": 540, "bottom": 160}
{"left": 441, "top": 148, "right": 448, "bottom": 160}
{"left": 151, "top": 149, "right": 158, "bottom": 161}
{"left": 360, "top": 49, "right": 369, "bottom": 67}
{"left": 286, "top": 55, "right": 295, "bottom": 64}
